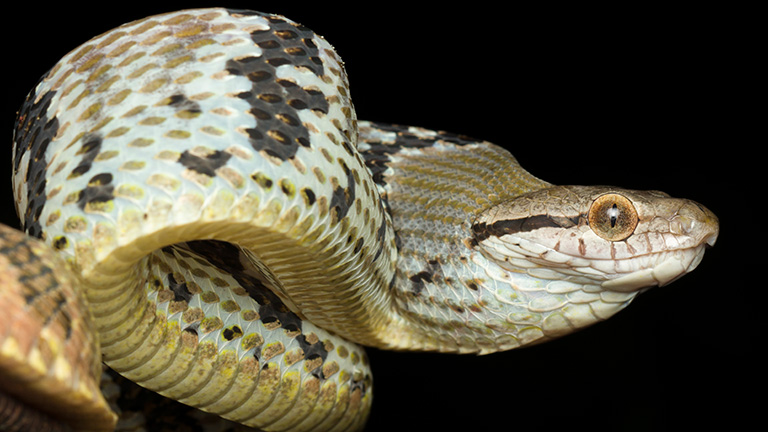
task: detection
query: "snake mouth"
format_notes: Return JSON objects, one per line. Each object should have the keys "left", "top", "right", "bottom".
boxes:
{"left": 601, "top": 243, "right": 709, "bottom": 292}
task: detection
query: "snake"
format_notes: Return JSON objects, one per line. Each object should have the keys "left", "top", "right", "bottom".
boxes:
{"left": 0, "top": 7, "right": 719, "bottom": 432}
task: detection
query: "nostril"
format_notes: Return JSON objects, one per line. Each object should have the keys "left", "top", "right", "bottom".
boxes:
{"left": 673, "top": 200, "right": 719, "bottom": 246}
{"left": 670, "top": 215, "right": 695, "bottom": 236}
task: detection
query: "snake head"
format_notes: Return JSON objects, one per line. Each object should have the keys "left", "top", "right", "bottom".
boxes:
{"left": 472, "top": 185, "right": 719, "bottom": 293}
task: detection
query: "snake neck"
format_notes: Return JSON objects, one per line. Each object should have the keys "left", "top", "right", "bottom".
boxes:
{"left": 356, "top": 122, "right": 592, "bottom": 354}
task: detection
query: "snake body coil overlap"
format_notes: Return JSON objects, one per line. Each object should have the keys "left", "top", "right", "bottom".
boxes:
{"left": 0, "top": 8, "right": 719, "bottom": 431}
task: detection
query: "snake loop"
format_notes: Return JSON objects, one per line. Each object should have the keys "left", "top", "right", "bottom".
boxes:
{"left": 1, "top": 8, "right": 718, "bottom": 431}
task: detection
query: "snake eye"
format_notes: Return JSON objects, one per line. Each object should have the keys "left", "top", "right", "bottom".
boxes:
{"left": 588, "top": 193, "right": 638, "bottom": 241}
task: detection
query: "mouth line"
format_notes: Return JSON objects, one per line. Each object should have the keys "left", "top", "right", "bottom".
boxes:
{"left": 600, "top": 245, "right": 707, "bottom": 292}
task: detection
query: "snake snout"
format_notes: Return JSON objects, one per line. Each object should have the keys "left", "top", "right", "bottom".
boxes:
{"left": 669, "top": 199, "right": 719, "bottom": 248}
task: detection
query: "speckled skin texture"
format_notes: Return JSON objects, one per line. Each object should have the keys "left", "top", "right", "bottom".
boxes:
{"left": 0, "top": 224, "right": 116, "bottom": 430}
{"left": 2, "top": 7, "right": 719, "bottom": 432}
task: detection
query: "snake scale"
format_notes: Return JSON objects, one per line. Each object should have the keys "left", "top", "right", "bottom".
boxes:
{"left": 0, "top": 8, "right": 719, "bottom": 432}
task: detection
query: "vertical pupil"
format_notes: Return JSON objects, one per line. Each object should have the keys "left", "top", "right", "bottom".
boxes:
{"left": 608, "top": 203, "right": 619, "bottom": 228}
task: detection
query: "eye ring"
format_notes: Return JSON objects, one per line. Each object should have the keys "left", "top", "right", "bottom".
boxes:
{"left": 588, "top": 193, "right": 638, "bottom": 242}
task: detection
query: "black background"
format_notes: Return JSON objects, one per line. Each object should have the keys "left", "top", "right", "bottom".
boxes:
{"left": 1, "top": 2, "right": 760, "bottom": 431}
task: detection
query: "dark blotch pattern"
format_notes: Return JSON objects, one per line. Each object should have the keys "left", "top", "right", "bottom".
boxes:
{"left": 183, "top": 326, "right": 199, "bottom": 337}
{"left": 301, "top": 187, "right": 316, "bottom": 206}
{"left": 184, "top": 240, "right": 331, "bottom": 371}
{"left": 372, "top": 212, "right": 389, "bottom": 263}
{"left": 77, "top": 172, "right": 114, "bottom": 210}
{"left": 70, "top": 134, "right": 103, "bottom": 179}
{"left": 52, "top": 236, "right": 68, "bottom": 250}
{"left": 407, "top": 259, "right": 444, "bottom": 295}
{"left": 330, "top": 160, "right": 356, "bottom": 221}
{"left": 222, "top": 325, "right": 242, "bottom": 341}
{"left": 178, "top": 150, "right": 232, "bottom": 177}
{"left": 12, "top": 84, "right": 59, "bottom": 238}
{"left": 225, "top": 11, "right": 328, "bottom": 161}
{"left": 167, "top": 273, "right": 194, "bottom": 302}
{"left": 353, "top": 237, "right": 364, "bottom": 254}
{"left": 360, "top": 121, "right": 479, "bottom": 191}
{"left": 409, "top": 271, "right": 433, "bottom": 295}
{"left": 166, "top": 93, "right": 202, "bottom": 114}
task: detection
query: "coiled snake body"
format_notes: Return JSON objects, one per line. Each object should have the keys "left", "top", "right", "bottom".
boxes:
{"left": 0, "top": 8, "right": 719, "bottom": 431}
